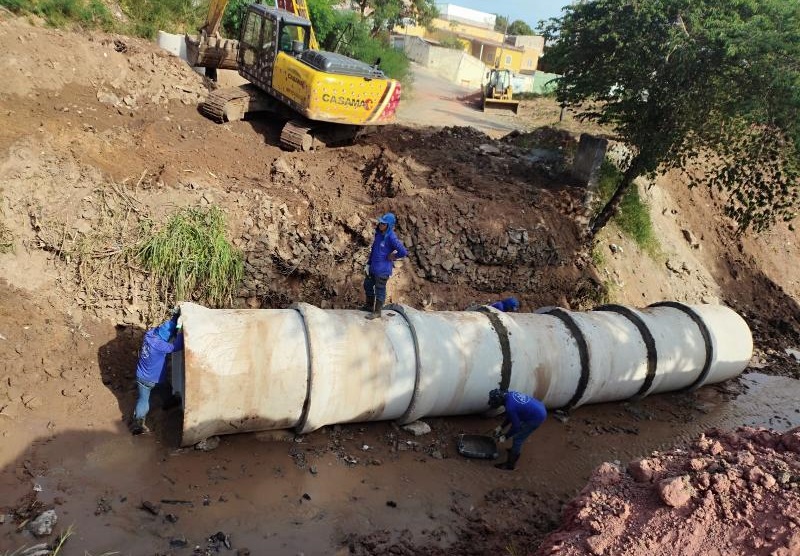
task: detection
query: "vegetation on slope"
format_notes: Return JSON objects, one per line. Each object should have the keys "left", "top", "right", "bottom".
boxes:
{"left": 138, "top": 207, "right": 243, "bottom": 308}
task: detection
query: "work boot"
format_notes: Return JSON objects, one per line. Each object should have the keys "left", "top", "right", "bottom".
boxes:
{"left": 131, "top": 418, "right": 149, "bottom": 436}
{"left": 365, "top": 299, "right": 384, "bottom": 320}
{"left": 495, "top": 450, "right": 520, "bottom": 471}
{"left": 360, "top": 296, "right": 375, "bottom": 312}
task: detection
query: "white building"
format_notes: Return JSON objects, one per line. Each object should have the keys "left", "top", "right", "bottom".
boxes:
{"left": 435, "top": 3, "right": 496, "bottom": 30}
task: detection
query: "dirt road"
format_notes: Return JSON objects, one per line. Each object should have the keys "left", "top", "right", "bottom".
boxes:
{"left": 396, "top": 63, "right": 520, "bottom": 136}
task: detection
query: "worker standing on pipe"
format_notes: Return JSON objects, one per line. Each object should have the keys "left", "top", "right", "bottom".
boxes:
{"left": 362, "top": 212, "right": 407, "bottom": 320}
{"left": 488, "top": 389, "right": 547, "bottom": 470}
{"left": 131, "top": 310, "right": 184, "bottom": 435}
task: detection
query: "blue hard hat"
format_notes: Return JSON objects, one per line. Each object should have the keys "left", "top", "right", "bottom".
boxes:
{"left": 377, "top": 213, "right": 396, "bottom": 226}
{"left": 506, "top": 297, "right": 520, "bottom": 311}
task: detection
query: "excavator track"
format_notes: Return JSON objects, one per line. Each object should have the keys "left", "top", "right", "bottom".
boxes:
{"left": 279, "top": 119, "right": 364, "bottom": 151}
{"left": 200, "top": 84, "right": 273, "bottom": 123}
{"left": 280, "top": 119, "right": 316, "bottom": 151}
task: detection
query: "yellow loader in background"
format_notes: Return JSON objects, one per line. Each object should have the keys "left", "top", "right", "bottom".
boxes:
{"left": 482, "top": 68, "right": 520, "bottom": 115}
{"left": 185, "top": 0, "right": 402, "bottom": 151}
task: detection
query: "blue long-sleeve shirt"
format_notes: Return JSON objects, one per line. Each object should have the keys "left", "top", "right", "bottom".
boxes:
{"left": 136, "top": 329, "right": 184, "bottom": 384}
{"left": 368, "top": 227, "right": 407, "bottom": 277}
{"left": 502, "top": 391, "right": 547, "bottom": 435}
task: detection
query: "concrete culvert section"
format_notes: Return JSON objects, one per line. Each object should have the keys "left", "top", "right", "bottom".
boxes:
{"left": 175, "top": 301, "right": 753, "bottom": 446}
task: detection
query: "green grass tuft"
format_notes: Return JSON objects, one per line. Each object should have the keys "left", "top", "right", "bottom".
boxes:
{"left": 0, "top": 0, "right": 27, "bottom": 12}
{"left": 138, "top": 206, "right": 243, "bottom": 307}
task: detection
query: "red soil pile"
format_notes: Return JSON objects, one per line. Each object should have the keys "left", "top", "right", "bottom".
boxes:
{"left": 537, "top": 426, "right": 800, "bottom": 556}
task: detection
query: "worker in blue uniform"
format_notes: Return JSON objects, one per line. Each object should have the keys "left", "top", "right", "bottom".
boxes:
{"left": 362, "top": 212, "right": 408, "bottom": 320}
{"left": 488, "top": 389, "right": 547, "bottom": 470}
{"left": 131, "top": 311, "right": 184, "bottom": 435}
{"left": 489, "top": 297, "right": 520, "bottom": 312}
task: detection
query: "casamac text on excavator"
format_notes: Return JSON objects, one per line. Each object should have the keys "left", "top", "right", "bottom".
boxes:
{"left": 186, "top": 0, "right": 402, "bottom": 151}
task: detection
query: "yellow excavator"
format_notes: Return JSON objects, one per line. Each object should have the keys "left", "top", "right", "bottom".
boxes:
{"left": 482, "top": 68, "right": 520, "bottom": 115}
{"left": 185, "top": 0, "right": 402, "bottom": 151}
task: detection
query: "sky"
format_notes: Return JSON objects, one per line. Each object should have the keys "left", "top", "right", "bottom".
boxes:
{"left": 440, "top": 1, "right": 571, "bottom": 29}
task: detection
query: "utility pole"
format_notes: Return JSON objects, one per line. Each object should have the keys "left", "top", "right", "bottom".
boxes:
{"left": 496, "top": 14, "right": 509, "bottom": 69}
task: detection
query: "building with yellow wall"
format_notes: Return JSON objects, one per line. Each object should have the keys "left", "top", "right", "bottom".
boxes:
{"left": 394, "top": 3, "right": 542, "bottom": 74}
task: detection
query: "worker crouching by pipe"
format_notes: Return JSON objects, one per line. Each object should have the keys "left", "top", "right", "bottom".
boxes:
{"left": 488, "top": 389, "right": 548, "bottom": 470}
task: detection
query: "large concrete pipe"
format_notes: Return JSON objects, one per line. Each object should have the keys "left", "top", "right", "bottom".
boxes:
{"left": 174, "top": 302, "right": 752, "bottom": 446}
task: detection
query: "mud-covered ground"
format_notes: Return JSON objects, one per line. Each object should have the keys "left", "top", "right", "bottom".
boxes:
{"left": 1, "top": 12, "right": 800, "bottom": 556}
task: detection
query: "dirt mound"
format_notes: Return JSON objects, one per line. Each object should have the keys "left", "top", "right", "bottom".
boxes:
{"left": 536, "top": 426, "right": 800, "bottom": 556}
{"left": 0, "top": 16, "right": 205, "bottom": 106}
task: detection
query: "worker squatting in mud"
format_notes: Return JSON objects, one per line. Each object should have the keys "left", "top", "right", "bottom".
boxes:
{"left": 488, "top": 389, "right": 548, "bottom": 471}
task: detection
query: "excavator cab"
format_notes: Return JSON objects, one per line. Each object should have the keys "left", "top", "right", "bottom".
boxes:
{"left": 278, "top": 22, "right": 309, "bottom": 54}
{"left": 238, "top": 7, "right": 311, "bottom": 73}
{"left": 482, "top": 68, "right": 520, "bottom": 115}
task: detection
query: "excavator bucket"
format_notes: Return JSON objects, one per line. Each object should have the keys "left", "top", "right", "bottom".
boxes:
{"left": 185, "top": 32, "right": 239, "bottom": 70}
{"left": 185, "top": 0, "right": 239, "bottom": 70}
{"left": 482, "top": 97, "right": 520, "bottom": 115}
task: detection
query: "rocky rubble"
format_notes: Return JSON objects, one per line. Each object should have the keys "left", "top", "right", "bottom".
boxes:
{"left": 536, "top": 426, "right": 800, "bottom": 556}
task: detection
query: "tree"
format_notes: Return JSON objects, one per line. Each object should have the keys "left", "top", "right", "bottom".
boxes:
{"left": 494, "top": 15, "right": 508, "bottom": 32}
{"left": 542, "top": 0, "right": 800, "bottom": 236}
{"left": 507, "top": 19, "right": 533, "bottom": 36}
{"left": 221, "top": 0, "right": 250, "bottom": 37}
{"left": 353, "top": 0, "right": 438, "bottom": 36}
{"left": 307, "top": 0, "right": 336, "bottom": 45}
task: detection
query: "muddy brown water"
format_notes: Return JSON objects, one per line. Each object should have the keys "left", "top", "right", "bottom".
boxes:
{"left": 1, "top": 372, "right": 799, "bottom": 554}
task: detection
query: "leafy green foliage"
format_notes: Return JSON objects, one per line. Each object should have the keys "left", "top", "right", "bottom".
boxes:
{"left": 221, "top": 0, "right": 257, "bottom": 38}
{"left": 507, "top": 19, "right": 532, "bottom": 36}
{"left": 494, "top": 14, "right": 508, "bottom": 32}
{"left": 352, "top": 0, "right": 438, "bottom": 36}
{"left": 307, "top": 0, "right": 335, "bottom": 45}
{"left": 138, "top": 206, "right": 243, "bottom": 308}
{"left": 119, "top": 0, "right": 205, "bottom": 39}
{"left": 542, "top": 0, "right": 800, "bottom": 235}
{"left": 349, "top": 32, "right": 410, "bottom": 85}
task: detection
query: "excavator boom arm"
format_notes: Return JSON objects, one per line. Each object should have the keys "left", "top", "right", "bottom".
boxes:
{"left": 203, "top": 0, "right": 229, "bottom": 36}
{"left": 275, "top": 0, "right": 319, "bottom": 50}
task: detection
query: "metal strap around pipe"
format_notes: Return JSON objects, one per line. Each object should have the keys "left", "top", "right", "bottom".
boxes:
{"left": 649, "top": 301, "right": 714, "bottom": 391}
{"left": 475, "top": 307, "right": 512, "bottom": 391}
{"left": 386, "top": 304, "right": 422, "bottom": 424}
{"left": 543, "top": 308, "right": 590, "bottom": 412}
{"left": 595, "top": 304, "right": 658, "bottom": 400}
{"left": 292, "top": 303, "right": 315, "bottom": 433}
